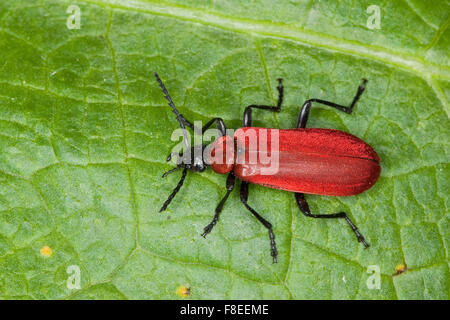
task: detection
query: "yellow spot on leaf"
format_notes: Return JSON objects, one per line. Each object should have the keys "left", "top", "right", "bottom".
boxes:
{"left": 40, "top": 245, "right": 52, "bottom": 257}
{"left": 394, "top": 263, "right": 407, "bottom": 275}
{"left": 176, "top": 285, "right": 190, "bottom": 298}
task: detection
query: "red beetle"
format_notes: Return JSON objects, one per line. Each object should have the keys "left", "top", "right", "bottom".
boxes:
{"left": 155, "top": 73, "right": 380, "bottom": 263}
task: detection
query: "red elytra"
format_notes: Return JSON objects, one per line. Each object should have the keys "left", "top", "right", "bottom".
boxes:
{"left": 208, "top": 127, "right": 380, "bottom": 196}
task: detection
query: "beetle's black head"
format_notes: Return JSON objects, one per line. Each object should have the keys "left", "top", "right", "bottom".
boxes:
{"left": 171, "top": 144, "right": 209, "bottom": 173}
{"left": 159, "top": 144, "right": 211, "bottom": 213}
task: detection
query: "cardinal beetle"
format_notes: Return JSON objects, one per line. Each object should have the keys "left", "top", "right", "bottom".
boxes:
{"left": 154, "top": 72, "right": 380, "bottom": 263}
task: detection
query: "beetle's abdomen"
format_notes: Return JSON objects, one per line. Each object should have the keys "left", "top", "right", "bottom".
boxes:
{"left": 233, "top": 128, "right": 381, "bottom": 196}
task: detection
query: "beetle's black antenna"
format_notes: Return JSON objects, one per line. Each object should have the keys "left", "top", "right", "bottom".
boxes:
{"left": 154, "top": 72, "right": 190, "bottom": 150}
{"left": 160, "top": 168, "right": 188, "bottom": 212}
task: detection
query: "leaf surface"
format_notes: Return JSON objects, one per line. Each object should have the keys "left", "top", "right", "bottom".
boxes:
{"left": 0, "top": 0, "right": 448, "bottom": 299}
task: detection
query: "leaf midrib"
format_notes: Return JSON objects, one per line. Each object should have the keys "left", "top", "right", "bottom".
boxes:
{"left": 81, "top": 0, "right": 450, "bottom": 80}
{"left": 79, "top": 0, "right": 450, "bottom": 116}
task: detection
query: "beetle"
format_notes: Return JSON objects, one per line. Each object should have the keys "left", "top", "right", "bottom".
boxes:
{"left": 154, "top": 72, "right": 380, "bottom": 263}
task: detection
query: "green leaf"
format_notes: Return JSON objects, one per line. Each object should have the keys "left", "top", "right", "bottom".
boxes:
{"left": 0, "top": 0, "right": 448, "bottom": 300}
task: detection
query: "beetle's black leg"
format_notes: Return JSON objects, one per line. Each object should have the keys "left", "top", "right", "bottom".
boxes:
{"left": 174, "top": 117, "right": 194, "bottom": 129}
{"left": 201, "top": 117, "right": 226, "bottom": 136}
{"left": 179, "top": 117, "right": 226, "bottom": 135}
{"left": 201, "top": 173, "right": 235, "bottom": 237}
{"left": 243, "top": 78, "right": 283, "bottom": 126}
{"left": 166, "top": 149, "right": 184, "bottom": 162}
{"left": 297, "top": 79, "right": 367, "bottom": 128}
{"left": 167, "top": 117, "right": 226, "bottom": 162}
{"left": 159, "top": 168, "right": 188, "bottom": 212}
{"left": 161, "top": 167, "right": 181, "bottom": 177}
{"left": 240, "top": 182, "right": 278, "bottom": 263}
{"left": 295, "top": 193, "right": 369, "bottom": 248}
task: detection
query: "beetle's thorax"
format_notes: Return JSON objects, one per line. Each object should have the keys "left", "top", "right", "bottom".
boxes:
{"left": 208, "top": 136, "right": 235, "bottom": 174}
